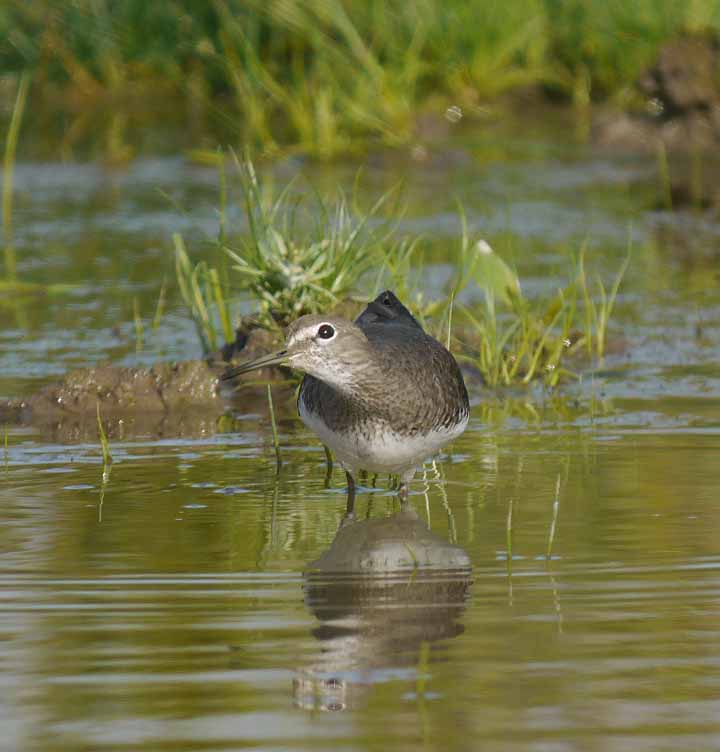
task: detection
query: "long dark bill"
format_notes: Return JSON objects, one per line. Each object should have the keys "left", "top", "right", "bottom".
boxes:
{"left": 220, "top": 349, "right": 289, "bottom": 381}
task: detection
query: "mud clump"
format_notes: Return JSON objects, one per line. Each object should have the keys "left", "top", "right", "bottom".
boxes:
{"left": 0, "top": 328, "right": 294, "bottom": 442}
{"left": 18, "top": 360, "right": 222, "bottom": 418}
{"left": 594, "top": 35, "right": 720, "bottom": 152}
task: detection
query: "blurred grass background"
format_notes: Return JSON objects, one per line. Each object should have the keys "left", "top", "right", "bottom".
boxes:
{"left": 1, "top": 0, "right": 719, "bottom": 159}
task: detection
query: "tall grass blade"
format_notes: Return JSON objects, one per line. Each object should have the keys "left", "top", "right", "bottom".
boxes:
{"left": 267, "top": 384, "right": 282, "bottom": 473}
{"left": 152, "top": 279, "right": 167, "bottom": 331}
{"left": 96, "top": 401, "right": 113, "bottom": 468}
{"left": 133, "top": 298, "right": 144, "bottom": 352}
{"left": 546, "top": 474, "right": 561, "bottom": 560}
{"left": 3, "top": 72, "right": 31, "bottom": 281}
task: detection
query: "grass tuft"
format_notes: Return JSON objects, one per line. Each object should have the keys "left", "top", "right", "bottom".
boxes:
{"left": 223, "top": 156, "right": 402, "bottom": 329}
{"left": 459, "top": 239, "right": 629, "bottom": 388}
{"left": 173, "top": 233, "right": 235, "bottom": 354}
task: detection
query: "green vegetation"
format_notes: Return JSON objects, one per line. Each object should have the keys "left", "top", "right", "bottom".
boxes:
{"left": 1, "top": 74, "right": 79, "bottom": 297}
{"left": 546, "top": 474, "right": 561, "bottom": 559}
{"left": 458, "top": 243, "right": 629, "bottom": 388}
{"left": 1, "top": 1, "right": 717, "bottom": 158}
{"left": 223, "top": 159, "right": 403, "bottom": 327}
{"left": 96, "top": 402, "right": 113, "bottom": 468}
{"left": 174, "top": 156, "right": 407, "bottom": 344}
{"left": 2, "top": 71, "right": 29, "bottom": 281}
{"left": 176, "top": 161, "right": 627, "bottom": 389}
{"left": 266, "top": 384, "right": 282, "bottom": 472}
{"left": 174, "top": 233, "right": 235, "bottom": 353}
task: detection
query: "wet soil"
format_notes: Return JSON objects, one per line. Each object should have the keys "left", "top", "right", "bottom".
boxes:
{"left": 594, "top": 35, "right": 720, "bottom": 154}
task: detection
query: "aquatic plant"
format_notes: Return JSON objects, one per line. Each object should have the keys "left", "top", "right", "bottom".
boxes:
{"left": 95, "top": 402, "right": 113, "bottom": 468}
{"left": 173, "top": 233, "right": 235, "bottom": 354}
{"left": 266, "top": 384, "right": 282, "bottom": 473}
{"left": 457, "top": 240, "right": 629, "bottom": 388}
{"left": 174, "top": 157, "right": 406, "bottom": 351}
{"left": 223, "top": 159, "right": 403, "bottom": 328}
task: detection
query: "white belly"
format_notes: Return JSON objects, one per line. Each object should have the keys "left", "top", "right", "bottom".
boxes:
{"left": 299, "top": 400, "right": 468, "bottom": 477}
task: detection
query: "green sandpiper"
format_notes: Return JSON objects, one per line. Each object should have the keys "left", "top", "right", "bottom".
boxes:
{"left": 223, "top": 291, "right": 469, "bottom": 500}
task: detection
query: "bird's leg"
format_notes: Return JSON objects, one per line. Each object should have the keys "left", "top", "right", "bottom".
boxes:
{"left": 340, "top": 471, "right": 357, "bottom": 526}
{"left": 398, "top": 482, "right": 409, "bottom": 504}
{"left": 397, "top": 469, "right": 415, "bottom": 506}
{"left": 323, "top": 445, "right": 333, "bottom": 489}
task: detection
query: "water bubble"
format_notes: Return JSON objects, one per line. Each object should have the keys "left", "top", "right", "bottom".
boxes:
{"left": 646, "top": 97, "right": 664, "bottom": 116}
{"left": 411, "top": 144, "right": 428, "bottom": 162}
{"left": 445, "top": 105, "right": 463, "bottom": 123}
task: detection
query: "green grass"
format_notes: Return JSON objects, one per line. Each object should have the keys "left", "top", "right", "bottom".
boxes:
{"left": 267, "top": 384, "right": 282, "bottom": 473}
{"left": 96, "top": 401, "right": 113, "bottom": 468}
{"left": 175, "top": 156, "right": 407, "bottom": 349}
{"left": 457, "top": 241, "right": 629, "bottom": 388}
{"left": 174, "top": 233, "right": 235, "bottom": 354}
{"left": 546, "top": 474, "right": 561, "bottom": 559}
{"left": 1, "top": 1, "right": 718, "bottom": 158}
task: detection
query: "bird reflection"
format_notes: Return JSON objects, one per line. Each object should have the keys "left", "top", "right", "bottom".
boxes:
{"left": 294, "top": 500, "right": 472, "bottom": 711}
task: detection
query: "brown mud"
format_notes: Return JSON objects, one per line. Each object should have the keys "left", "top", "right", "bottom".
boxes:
{"left": 0, "top": 325, "right": 290, "bottom": 441}
{"left": 594, "top": 35, "right": 720, "bottom": 154}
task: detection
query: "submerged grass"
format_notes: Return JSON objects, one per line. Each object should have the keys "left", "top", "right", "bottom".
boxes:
{"left": 1, "top": 1, "right": 716, "bottom": 157}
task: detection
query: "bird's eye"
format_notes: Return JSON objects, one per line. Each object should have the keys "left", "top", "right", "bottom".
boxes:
{"left": 381, "top": 294, "right": 392, "bottom": 306}
{"left": 317, "top": 324, "right": 335, "bottom": 340}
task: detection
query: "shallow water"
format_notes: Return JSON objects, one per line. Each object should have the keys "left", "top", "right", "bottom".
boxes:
{"left": 2, "top": 125, "right": 720, "bottom": 750}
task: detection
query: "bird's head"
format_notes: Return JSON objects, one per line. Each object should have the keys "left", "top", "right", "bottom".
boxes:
{"left": 222, "top": 315, "right": 371, "bottom": 392}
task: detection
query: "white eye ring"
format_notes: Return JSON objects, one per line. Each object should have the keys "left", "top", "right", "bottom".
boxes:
{"left": 316, "top": 323, "right": 336, "bottom": 341}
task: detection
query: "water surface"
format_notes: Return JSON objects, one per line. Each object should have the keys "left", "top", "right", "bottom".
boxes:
{"left": 2, "top": 126, "right": 720, "bottom": 751}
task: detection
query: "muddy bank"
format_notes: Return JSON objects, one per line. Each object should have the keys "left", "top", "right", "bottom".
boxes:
{"left": 594, "top": 35, "right": 720, "bottom": 153}
{"left": 0, "top": 323, "right": 293, "bottom": 440}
